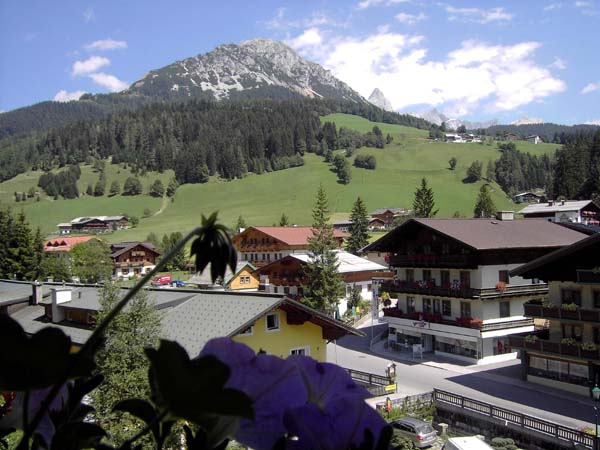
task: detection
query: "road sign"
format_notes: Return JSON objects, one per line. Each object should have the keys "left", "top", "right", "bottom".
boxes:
{"left": 385, "top": 384, "right": 397, "bottom": 392}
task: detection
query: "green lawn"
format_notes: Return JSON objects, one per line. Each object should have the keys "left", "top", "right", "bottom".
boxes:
{"left": 0, "top": 113, "right": 560, "bottom": 242}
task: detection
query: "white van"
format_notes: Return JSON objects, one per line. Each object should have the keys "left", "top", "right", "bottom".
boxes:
{"left": 442, "top": 436, "right": 494, "bottom": 450}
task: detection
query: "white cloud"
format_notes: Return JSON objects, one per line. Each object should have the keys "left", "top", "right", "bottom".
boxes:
{"left": 85, "top": 39, "right": 128, "bottom": 51}
{"left": 357, "top": 0, "right": 410, "bottom": 9}
{"left": 395, "top": 12, "right": 427, "bottom": 24}
{"left": 584, "top": 119, "right": 600, "bottom": 125}
{"left": 290, "top": 30, "right": 565, "bottom": 116}
{"left": 53, "top": 90, "right": 86, "bottom": 102}
{"left": 88, "top": 72, "right": 128, "bottom": 92}
{"left": 575, "top": 1, "right": 592, "bottom": 7}
{"left": 286, "top": 28, "right": 324, "bottom": 50}
{"left": 72, "top": 56, "right": 110, "bottom": 76}
{"left": 82, "top": 7, "right": 95, "bottom": 22}
{"left": 544, "top": 2, "right": 563, "bottom": 10}
{"left": 581, "top": 82, "right": 600, "bottom": 94}
{"left": 445, "top": 5, "right": 513, "bottom": 23}
{"left": 549, "top": 57, "right": 567, "bottom": 69}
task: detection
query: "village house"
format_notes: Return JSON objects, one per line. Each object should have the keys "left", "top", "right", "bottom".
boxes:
{"left": 110, "top": 242, "right": 161, "bottom": 279}
{"left": 44, "top": 236, "right": 98, "bottom": 261}
{"left": 504, "top": 132, "right": 519, "bottom": 141}
{"left": 370, "top": 208, "right": 411, "bottom": 229}
{"left": 187, "top": 261, "right": 260, "bottom": 291}
{"left": 363, "top": 213, "right": 586, "bottom": 365}
{"left": 513, "top": 192, "right": 542, "bottom": 204}
{"left": 333, "top": 217, "right": 386, "bottom": 232}
{"left": 58, "top": 215, "right": 129, "bottom": 234}
{"left": 519, "top": 200, "right": 600, "bottom": 225}
{"left": 232, "top": 226, "right": 347, "bottom": 267}
{"left": 255, "top": 250, "right": 392, "bottom": 314}
{"left": 509, "top": 233, "right": 600, "bottom": 396}
{"left": 8, "top": 281, "right": 360, "bottom": 361}
{"left": 526, "top": 135, "right": 542, "bottom": 144}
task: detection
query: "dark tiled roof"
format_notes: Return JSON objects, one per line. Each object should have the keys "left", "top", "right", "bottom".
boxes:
{"left": 364, "top": 218, "right": 587, "bottom": 252}
{"left": 110, "top": 242, "right": 160, "bottom": 258}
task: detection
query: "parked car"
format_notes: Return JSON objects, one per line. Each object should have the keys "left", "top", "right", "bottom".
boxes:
{"left": 170, "top": 280, "right": 187, "bottom": 288}
{"left": 442, "top": 436, "right": 493, "bottom": 450}
{"left": 391, "top": 417, "right": 437, "bottom": 448}
{"left": 151, "top": 274, "right": 172, "bottom": 286}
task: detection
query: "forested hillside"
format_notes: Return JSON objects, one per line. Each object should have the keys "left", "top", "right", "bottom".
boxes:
{"left": 0, "top": 98, "right": 432, "bottom": 183}
{"left": 485, "top": 123, "right": 598, "bottom": 143}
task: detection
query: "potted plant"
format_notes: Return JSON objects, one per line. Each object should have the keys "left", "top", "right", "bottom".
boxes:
{"left": 525, "top": 334, "right": 541, "bottom": 350}
{"left": 560, "top": 337, "right": 579, "bottom": 356}
{"left": 561, "top": 302, "right": 580, "bottom": 320}
{"left": 470, "top": 318, "right": 483, "bottom": 329}
{"left": 581, "top": 342, "right": 598, "bottom": 359}
{"left": 541, "top": 300, "right": 560, "bottom": 318}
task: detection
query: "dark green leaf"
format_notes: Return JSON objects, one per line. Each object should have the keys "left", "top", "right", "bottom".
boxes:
{"left": 50, "top": 422, "right": 106, "bottom": 450}
{"left": 0, "top": 316, "right": 95, "bottom": 390}
{"left": 113, "top": 399, "right": 159, "bottom": 444}
{"left": 145, "top": 340, "right": 253, "bottom": 425}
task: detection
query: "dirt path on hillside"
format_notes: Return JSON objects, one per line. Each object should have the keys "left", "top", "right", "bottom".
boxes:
{"left": 152, "top": 196, "right": 170, "bottom": 217}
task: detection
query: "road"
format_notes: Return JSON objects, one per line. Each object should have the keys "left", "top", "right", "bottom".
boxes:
{"left": 329, "top": 324, "right": 596, "bottom": 430}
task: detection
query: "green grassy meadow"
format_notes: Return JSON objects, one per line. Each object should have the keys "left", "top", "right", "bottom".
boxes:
{"left": 0, "top": 114, "right": 560, "bottom": 242}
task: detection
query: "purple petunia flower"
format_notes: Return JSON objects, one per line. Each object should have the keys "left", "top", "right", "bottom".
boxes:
{"left": 200, "top": 338, "right": 308, "bottom": 449}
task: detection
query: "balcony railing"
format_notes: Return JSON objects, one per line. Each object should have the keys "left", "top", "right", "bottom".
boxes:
{"left": 389, "top": 254, "right": 477, "bottom": 268}
{"left": 114, "top": 261, "right": 153, "bottom": 268}
{"left": 508, "top": 335, "right": 600, "bottom": 361}
{"left": 381, "top": 281, "right": 547, "bottom": 299}
{"left": 523, "top": 302, "right": 600, "bottom": 323}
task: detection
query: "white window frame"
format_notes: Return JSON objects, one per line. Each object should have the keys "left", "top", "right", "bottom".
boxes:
{"left": 289, "top": 346, "right": 310, "bottom": 356}
{"left": 238, "top": 325, "right": 254, "bottom": 336}
{"left": 266, "top": 312, "right": 280, "bottom": 332}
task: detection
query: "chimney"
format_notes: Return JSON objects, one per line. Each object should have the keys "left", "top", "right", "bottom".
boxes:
{"left": 496, "top": 211, "right": 514, "bottom": 221}
{"left": 51, "top": 288, "right": 71, "bottom": 323}
{"left": 31, "top": 281, "right": 43, "bottom": 305}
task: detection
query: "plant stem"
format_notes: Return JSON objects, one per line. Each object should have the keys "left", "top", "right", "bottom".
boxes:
{"left": 18, "top": 226, "right": 204, "bottom": 449}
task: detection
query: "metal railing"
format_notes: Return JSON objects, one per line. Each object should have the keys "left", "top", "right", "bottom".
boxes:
{"left": 344, "top": 367, "right": 390, "bottom": 386}
{"left": 434, "top": 389, "right": 598, "bottom": 449}
{"left": 509, "top": 335, "right": 600, "bottom": 361}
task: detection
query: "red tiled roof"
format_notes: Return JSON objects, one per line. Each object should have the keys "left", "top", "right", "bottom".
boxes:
{"left": 251, "top": 226, "right": 348, "bottom": 246}
{"left": 44, "top": 236, "right": 97, "bottom": 252}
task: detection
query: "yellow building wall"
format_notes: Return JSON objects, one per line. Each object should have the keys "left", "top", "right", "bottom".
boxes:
{"left": 229, "top": 269, "right": 260, "bottom": 290}
{"left": 233, "top": 308, "right": 327, "bottom": 361}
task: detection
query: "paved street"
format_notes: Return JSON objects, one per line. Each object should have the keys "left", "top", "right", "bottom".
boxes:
{"left": 329, "top": 323, "right": 597, "bottom": 430}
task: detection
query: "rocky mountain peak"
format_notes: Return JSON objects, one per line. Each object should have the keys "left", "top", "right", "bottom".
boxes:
{"left": 368, "top": 88, "right": 394, "bottom": 111}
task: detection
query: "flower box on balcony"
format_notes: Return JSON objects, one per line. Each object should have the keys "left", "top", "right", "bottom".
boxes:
{"left": 580, "top": 310, "right": 600, "bottom": 322}
{"left": 542, "top": 341, "right": 559, "bottom": 353}
{"left": 424, "top": 313, "right": 442, "bottom": 323}
{"left": 542, "top": 307, "right": 560, "bottom": 318}
{"left": 560, "top": 343, "right": 580, "bottom": 356}
{"left": 581, "top": 349, "right": 598, "bottom": 359}
{"left": 523, "top": 304, "right": 542, "bottom": 317}
{"left": 560, "top": 309, "right": 580, "bottom": 320}
{"left": 525, "top": 339, "right": 541, "bottom": 350}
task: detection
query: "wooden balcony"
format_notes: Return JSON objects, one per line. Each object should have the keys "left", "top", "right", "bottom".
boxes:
{"left": 389, "top": 254, "right": 477, "bottom": 269}
{"left": 508, "top": 335, "right": 600, "bottom": 361}
{"left": 381, "top": 281, "right": 547, "bottom": 300}
{"left": 114, "top": 261, "right": 153, "bottom": 268}
{"left": 523, "top": 302, "right": 600, "bottom": 323}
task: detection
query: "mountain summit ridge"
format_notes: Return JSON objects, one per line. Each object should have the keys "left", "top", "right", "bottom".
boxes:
{"left": 127, "top": 38, "right": 365, "bottom": 103}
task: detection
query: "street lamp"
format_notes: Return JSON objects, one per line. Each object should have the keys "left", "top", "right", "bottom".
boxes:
{"left": 593, "top": 384, "right": 600, "bottom": 449}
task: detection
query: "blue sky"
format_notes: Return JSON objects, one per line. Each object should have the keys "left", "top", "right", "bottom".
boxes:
{"left": 1, "top": 0, "right": 599, "bottom": 125}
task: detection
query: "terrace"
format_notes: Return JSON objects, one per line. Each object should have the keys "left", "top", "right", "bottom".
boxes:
{"left": 523, "top": 300, "right": 600, "bottom": 323}
{"left": 508, "top": 334, "right": 600, "bottom": 361}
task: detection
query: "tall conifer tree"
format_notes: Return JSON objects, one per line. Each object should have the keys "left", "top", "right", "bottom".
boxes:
{"left": 473, "top": 184, "right": 497, "bottom": 218}
{"left": 346, "top": 197, "right": 370, "bottom": 254}
{"left": 413, "top": 178, "right": 438, "bottom": 218}
{"left": 303, "top": 185, "right": 344, "bottom": 315}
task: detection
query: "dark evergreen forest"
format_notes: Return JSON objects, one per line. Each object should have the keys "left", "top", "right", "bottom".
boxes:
{"left": 0, "top": 98, "right": 431, "bottom": 183}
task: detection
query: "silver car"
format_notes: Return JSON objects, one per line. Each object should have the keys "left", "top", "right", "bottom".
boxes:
{"left": 391, "top": 417, "right": 438, "bottom": 448}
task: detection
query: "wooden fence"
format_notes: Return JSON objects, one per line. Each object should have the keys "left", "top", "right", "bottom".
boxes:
{"left": 434, "top": 389, "right": 598, "bottom": 449}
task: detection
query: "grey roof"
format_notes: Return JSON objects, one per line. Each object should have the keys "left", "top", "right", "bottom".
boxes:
{"left": 370, "top": 208, "right": 406, "bottom": 215}
{"left": 0, "top": 280, "right": 51, "bottom": 306}
{"left": 11, "top": 305, "right": 93, "bottom": 345}
{"left": 519, "top": 200, "right": 594, "bottom": 215}
{"left": 39, "top": 286, "right": 195, "bottom": 311}
{"left": 162, "top": 292, "right": 284, "bottom": 356}
{"left": 288, "top": 251, "right": 387, "bottom": 273}
{"left": 110, "top": 242, "right": 159, "bottom": 258}
{"left": 364, "top": 218, "right": 588, "bottom": 252}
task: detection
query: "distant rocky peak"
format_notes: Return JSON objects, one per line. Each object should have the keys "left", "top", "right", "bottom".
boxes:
{"left": 368, "top": 88, "right": 394, "bottom": 111}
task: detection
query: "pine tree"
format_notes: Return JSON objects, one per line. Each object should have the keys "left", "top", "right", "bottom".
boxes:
{"left": 473, "top": 184, "right": 497, "bottom": 218}
{"left": 279, "top": 213, "right": 290, "bottom": 227}
{"left": 109, "top": 180, "right": 120, "bottom": 196}
{"left": 86, "top": 183, "right": 93, "bottom": 195}
{"left": 90, "top": 283, "right": 161, "bottom": 447}
{"left": 346, "top": 197, "right": 370, "bottom": 254}
{"left": 347, "top": 284, "right": 363, "bottom": 310}
{"left": 166, "top": 177, "right": 179, "bottom": 197}
{"left": 71, "top": 239, "right": 112, "bottom": 283}
{"left": 413, "top": 178, "right": 438, "bottom": 218}
{"left": 303, "top": 185, "right": 344, "bottom": 315}
{"left": 149, "top": 179, "right": 164, "bottom": 197}
{"left": 486, "top": 160, "right": 495, "bottom": 181}
{"left": 236, "top": 215, "right": 247, "bottom": 230}
{"left": 448, "top": 157, "right": 457, "bottom": 170}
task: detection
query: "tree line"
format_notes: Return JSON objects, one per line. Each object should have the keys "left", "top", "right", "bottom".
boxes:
{"left": 0, "top": 98, "right": 430, "bottom": 183}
